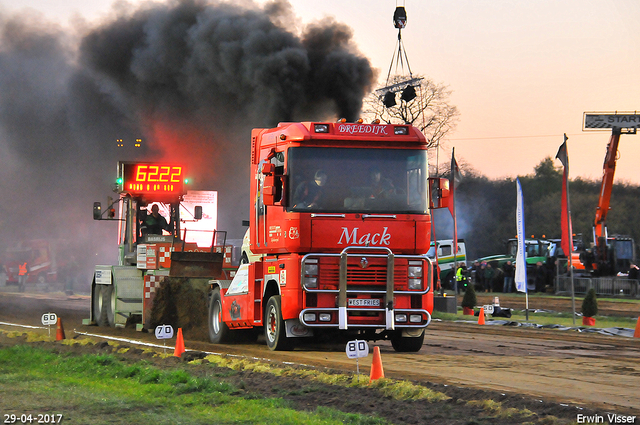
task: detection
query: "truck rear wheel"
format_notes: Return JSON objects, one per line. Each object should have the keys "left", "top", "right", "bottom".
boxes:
{"left": 264, "top": 295, "right": 292, "bottom": 351}
{"left": 390, "top": 330, "right": 425, "bottom": 352}
{"left": 208, "top": 287, "right": 230, "bottom": 343}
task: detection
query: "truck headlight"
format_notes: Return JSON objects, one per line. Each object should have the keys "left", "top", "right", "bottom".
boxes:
{"left": 409, "top": 314, "right": 422, "bottom": 323}
{"left": 303, "top": 313, "right": 317, "bottom": 322}
{"left": 304, "top": 263, "right": 318, "bottom": 276}
{"left": 395, "top": 314, "right": 408, "bottom": 322}
{"left": 303, "top": 260, "right": 318, "bottom": 288}
{"left": 319, "top": 313, "right": 332, "bottom": 322}
{"left": 407, "top": 266, "right": 422, "bottom": 278}
{"left": 408, "top": 278, "right": 422, "bottom": 290}
{"left": 305, "top": 277, "right": 318, "bottom": 288}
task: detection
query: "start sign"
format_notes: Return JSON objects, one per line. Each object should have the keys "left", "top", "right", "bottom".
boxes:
{"left": 346, "top": 339, "right": 369, "bottom": 359}
{"left": 584, "top": 112, "right": 640, "bottom": 130}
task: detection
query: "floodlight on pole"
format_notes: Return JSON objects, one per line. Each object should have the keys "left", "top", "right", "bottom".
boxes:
{"left": 401, "top": 85, "right": 416, "bottom": 102}
{"left": 382, "top": 91, "right": 397, "bottom": 108}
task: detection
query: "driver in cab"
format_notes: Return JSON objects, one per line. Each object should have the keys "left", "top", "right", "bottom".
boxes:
{"left": 368, "top": 166, "right": 395, "bottom": 199}
{"left": 292, "top": 170, "right": 327, "bottom": 209}
{"left": 141, "top": 204, "right": 171, "bottom": 235}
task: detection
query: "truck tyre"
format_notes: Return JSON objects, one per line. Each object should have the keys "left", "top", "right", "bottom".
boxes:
{"left": 208, "top": 287, "right": 230, "bottom": 343}
{"left": 390, "top": 330, "right": 425, "bottom": 352}
{"left": 95, "top": 285, "right": 115, "bottom": 327}
{"left": 264, "top": 295, "right": 292, "bottom": 351}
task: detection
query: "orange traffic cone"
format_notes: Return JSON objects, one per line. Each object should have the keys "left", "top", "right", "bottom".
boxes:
{"left": 56, "top": 318, "right": 65, "bottom": 340}
{"left": 634, "top": 317, "right": 640, "bottom": 338}
{"left": 477, "top": 308, "right": 485, "bottom": 325}
{"left": 369, "top": 346, "right": 385, "bottom": 382}
{"left": 174, "top": 328, "right": 185, "bottom": 357}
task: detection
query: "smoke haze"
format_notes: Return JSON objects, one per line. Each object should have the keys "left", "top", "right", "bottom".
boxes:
{"left": 0, "top": 0, "right": 375, "bottom": 287}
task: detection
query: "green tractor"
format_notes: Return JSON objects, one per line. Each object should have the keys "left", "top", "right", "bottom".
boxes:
{"left": 473, "top": 238, "right": 558, "bottom": 292}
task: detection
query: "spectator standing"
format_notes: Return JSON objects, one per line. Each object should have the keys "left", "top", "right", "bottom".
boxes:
{"left": 502, "top": 260, "right": 514, "bottom": 293}
{"left": 535, "top": 261, "right": 546, "bottom": 292}
{"left": 483, "top": 263, "right": 494, "bottom": 293}
{"left": 476, "top": 262, "right": 486, "bottom": 291}
{"left": 455, "top": 264, "right": 467, "bottom": 294}
{"left": 18, "top": 262, "right": 28, "bottom": 292}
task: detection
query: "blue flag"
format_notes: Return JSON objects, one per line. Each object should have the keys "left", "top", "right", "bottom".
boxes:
{"left": 515, "top": 178, "right": 527, "bottom": 293}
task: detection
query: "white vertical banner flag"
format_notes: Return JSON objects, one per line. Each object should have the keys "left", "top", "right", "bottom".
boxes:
{"left": 515, "top": 178, "right": 527, "bottom": 293}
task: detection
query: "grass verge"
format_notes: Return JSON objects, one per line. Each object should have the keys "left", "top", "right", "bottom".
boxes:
{"left": 0, "top": 344, "right": 388, "bottom": 425}
{"left": 0, "top": 330, "right": 593, "bottom": 424}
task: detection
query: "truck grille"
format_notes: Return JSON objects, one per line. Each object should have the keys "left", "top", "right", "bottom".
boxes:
{"left": 299, "top": 249, "right": 432, "bottom": 330}
{"left": 317, "top": 256, "right": 408, "bottom": 289}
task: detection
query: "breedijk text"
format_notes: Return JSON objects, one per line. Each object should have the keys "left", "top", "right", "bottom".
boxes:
{"left": 337, "top": 124, "right": 389, "bottom": 135}
{"left": 338, "top": 227, "right": 391, "bottom": 246}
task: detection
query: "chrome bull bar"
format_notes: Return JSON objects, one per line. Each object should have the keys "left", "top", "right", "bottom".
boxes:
{"left": 300, "top": 246, "right": 432, "bottom": 330}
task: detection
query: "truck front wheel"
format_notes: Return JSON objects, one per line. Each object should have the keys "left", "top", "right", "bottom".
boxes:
{"left": 390, "top": 330, "right": 425, "bottom": 352}
{"left": 264, "top": 296, "right": 292, "bottom": 351}
{"left": 208, "top": 288, "right": 230, "bottom": 343}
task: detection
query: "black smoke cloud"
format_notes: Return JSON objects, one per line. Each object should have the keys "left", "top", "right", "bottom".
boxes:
{"left": 79, "top": 0, "right": 374, "bottom": 126}
{"left": 0, "top": 0, "right": 375, "bottom": 282}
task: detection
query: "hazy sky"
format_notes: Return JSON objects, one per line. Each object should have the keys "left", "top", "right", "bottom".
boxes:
{"left": 2, "top": 0, "right": 639, "bottom": 183}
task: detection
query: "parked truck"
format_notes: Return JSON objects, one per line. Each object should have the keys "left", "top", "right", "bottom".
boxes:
{"left": 426, "top": 239, "right": 466, "bottom": 289}
{"left": 3, "top": 240, "right": 58, "bottom": 291}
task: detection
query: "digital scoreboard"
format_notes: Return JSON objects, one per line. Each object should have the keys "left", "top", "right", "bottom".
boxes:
{"left": 118, "top": 162, "right": 185, "bottom": 196}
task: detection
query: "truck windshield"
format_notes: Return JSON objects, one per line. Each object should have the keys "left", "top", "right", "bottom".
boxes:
{"left": 287, "top": 147, "right": 428, "bottom": 214}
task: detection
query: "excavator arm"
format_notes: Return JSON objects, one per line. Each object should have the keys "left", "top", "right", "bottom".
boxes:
{"left": 580, "top": 112, "right": 639, "bottom": 275}
{"left": 593, "top": 128, "right": 621, "bottom": 265}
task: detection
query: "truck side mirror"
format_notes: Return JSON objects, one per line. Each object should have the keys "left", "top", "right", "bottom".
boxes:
{"left": 262, "top": 174, "right": 287, "bottom": 206}
{"left": 262, "top": 174, "right": 276, "bottom": 205}
{"left": 261, "top": 162, "right": 275, "bottom": 175}
{"left": 194, "top": 206, "right": 203, "bottom": 220}
{"left": 93, "top": 202, "right": 102, "bottom": 220}
{"left": 428, "top": 177, "right": 450, "bottom": 209}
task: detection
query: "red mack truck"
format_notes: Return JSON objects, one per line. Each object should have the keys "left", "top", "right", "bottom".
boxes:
{"left": 208, "top": 120, "right": 450, "bottom": 352}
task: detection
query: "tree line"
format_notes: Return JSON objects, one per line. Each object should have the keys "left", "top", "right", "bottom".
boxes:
{"left": 433, "top": 156, "right": 640, "bottom": 262}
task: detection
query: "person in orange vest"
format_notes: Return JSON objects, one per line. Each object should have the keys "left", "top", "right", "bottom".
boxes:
{"left": 18, "top": 262, "right": 28, "bottom": 292}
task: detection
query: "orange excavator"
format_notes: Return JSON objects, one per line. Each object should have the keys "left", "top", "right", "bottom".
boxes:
{"left": 579, "top": 113, "right": 638, "bottom": 276}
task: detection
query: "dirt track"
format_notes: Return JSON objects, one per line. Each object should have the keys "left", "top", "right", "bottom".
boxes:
{"left": 1, "top": 289, "right": 639, "bottom": 421}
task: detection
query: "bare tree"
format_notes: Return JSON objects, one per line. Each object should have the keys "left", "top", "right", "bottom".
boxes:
{"left": 363, "top": 75, "right": 459, "bottom": 150}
